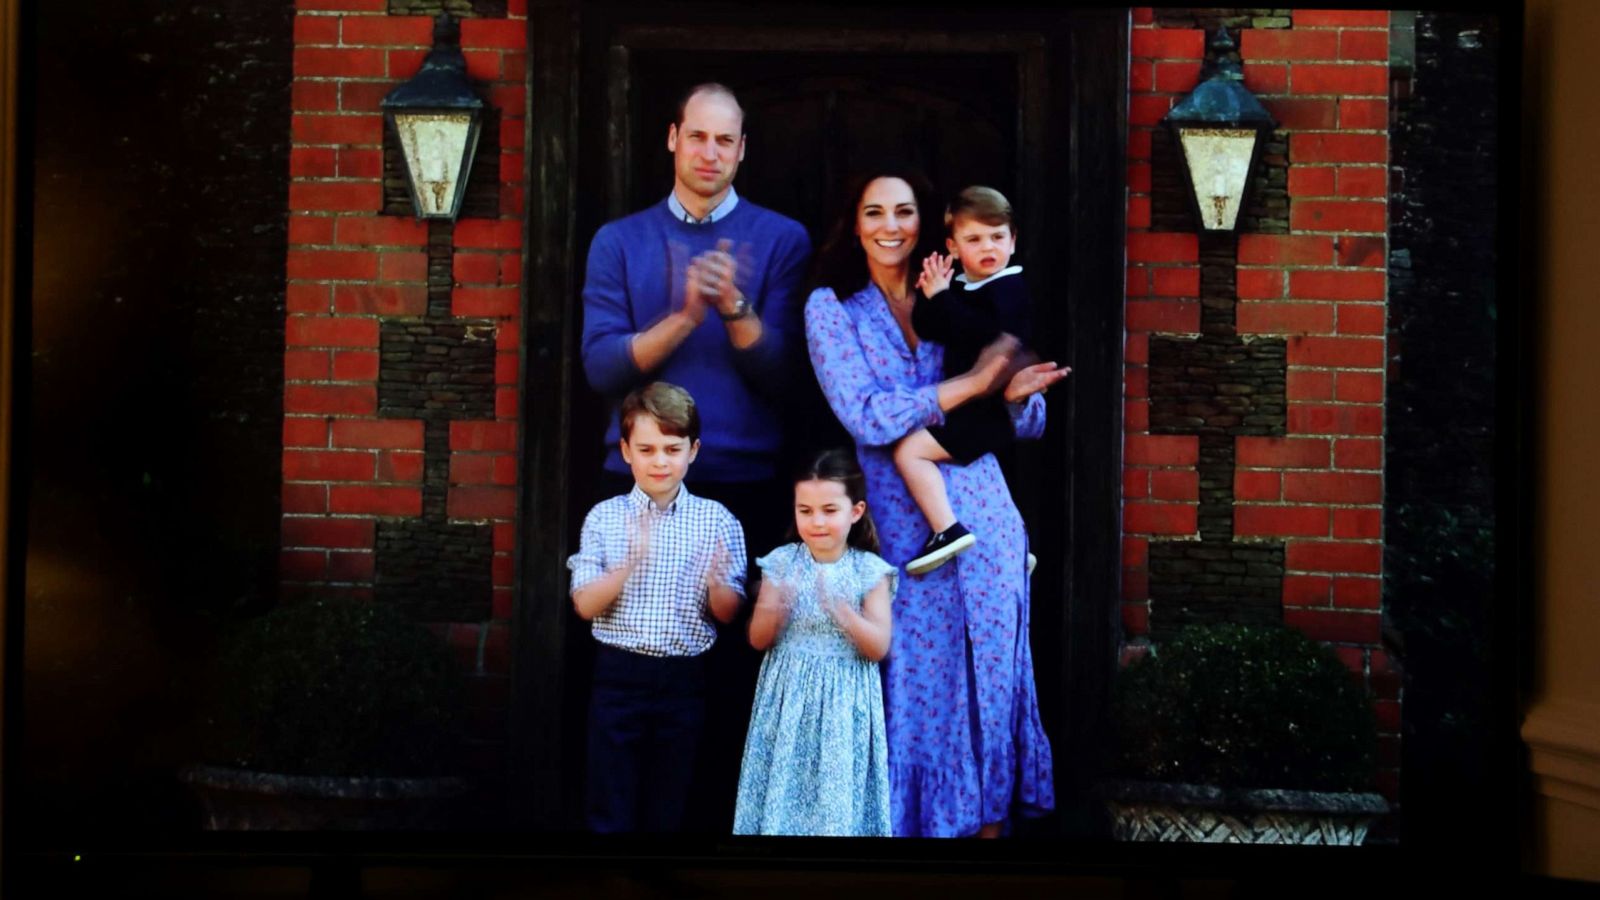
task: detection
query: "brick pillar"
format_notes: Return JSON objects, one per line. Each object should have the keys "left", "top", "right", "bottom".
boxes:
{"left": 1124, "top": 7, "right": 1397, "bottom": 802}
{"left": 282, "top": 0, "right": 529, "bottom": 780}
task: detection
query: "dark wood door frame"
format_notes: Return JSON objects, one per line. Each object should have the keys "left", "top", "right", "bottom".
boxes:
{"left": 516, "top": 1, "right": 1126, "bottom": 832}
{"left": 602, "top": 26, "right": 1049, "bottom": 232}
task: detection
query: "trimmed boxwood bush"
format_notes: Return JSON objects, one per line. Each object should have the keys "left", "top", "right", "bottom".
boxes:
{"left": 1112, "top": 623, "right": 1378, "bottom": 792}
{"left": 202, "top": 597, "right": 465, "bottom": 777}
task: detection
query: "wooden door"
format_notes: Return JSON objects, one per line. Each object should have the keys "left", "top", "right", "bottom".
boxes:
{"left": 519, "top": 3, "right": 1127, "bottom": 834}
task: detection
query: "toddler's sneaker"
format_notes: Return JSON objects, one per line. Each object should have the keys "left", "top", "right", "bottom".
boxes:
{"left": 906, "top": 523, "right": 976, "bottom": 575}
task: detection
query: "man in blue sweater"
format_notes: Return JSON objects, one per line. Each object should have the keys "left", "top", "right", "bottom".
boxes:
{"left": 578, "top": 82, "right": 811, "bottom": 833}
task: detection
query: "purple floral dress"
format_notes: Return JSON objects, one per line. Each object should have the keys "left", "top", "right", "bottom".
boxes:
{"left": 805, "top": 284, "right": 1055, "bottom": 837}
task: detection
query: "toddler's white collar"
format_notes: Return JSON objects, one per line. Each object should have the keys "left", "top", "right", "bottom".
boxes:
{"left": 955, "top": 265, "right": 1024, "bottom": 291}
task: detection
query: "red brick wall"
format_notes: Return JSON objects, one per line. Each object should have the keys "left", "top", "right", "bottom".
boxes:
{"left": 1124, "top": 8, "right": 1398, "bottom": 800}
{"left": 283, "top": 0, "right": 527, "bottom": 768}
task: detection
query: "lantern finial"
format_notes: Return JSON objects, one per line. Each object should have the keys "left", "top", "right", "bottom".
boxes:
{"left": 1201, "top": 26, "right": 1246, "bottom": 82}
{"left": 432, "top": 11, "right": 460, "bottom": 48}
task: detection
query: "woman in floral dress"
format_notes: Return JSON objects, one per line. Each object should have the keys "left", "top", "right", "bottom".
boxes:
{"left": 803, "top": 171, "right": 1068, "bottom": 837}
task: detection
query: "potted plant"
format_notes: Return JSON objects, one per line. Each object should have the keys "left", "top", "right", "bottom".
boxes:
{"left": 181, "top": 595, "right": 471, "bottom": 830}
{"left": 1100, "top": 622, "right": 1389, "bottom": 844}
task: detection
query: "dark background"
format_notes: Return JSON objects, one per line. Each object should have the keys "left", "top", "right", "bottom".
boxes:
{"left": 1383, "top": 8, "right": 1502, "bottom": 854}
{"left": 21, "top": 0, "right": 291, "bottom": 836}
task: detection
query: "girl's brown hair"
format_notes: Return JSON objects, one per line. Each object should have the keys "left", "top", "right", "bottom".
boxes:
{"left": 792, "top": 448, "right": 881, "bottom": 554}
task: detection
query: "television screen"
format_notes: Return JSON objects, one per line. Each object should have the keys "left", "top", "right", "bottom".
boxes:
{"left": 9, "top": 0, "right": 1521, "bottom": 886}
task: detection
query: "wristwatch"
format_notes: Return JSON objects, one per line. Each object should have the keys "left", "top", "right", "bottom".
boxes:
{"left": 718, "top": 296, "right": 754, "bottom": 321}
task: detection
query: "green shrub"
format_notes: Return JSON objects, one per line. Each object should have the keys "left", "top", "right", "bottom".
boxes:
{"left": 202, "top": 596, "right": 465, "bottom": 777}
{"left": 1112, "top": 623, "right": 1378, "bottom": 792}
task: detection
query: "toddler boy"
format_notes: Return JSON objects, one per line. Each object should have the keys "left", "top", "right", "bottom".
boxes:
{"left": 901, "top": 186, "right": 1041, "bottom": 575}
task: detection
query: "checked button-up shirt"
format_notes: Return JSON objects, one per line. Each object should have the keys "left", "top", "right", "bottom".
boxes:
{"left": 567, "top": 483, "right": 747, "bottom": 657}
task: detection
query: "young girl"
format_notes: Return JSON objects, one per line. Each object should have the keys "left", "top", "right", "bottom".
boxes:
{"left": 732, "top": 448, "right": 896, "bottom": 836}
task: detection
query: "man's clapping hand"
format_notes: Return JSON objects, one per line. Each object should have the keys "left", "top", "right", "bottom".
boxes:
{"left": 686, "top": 238, "right": 744, "bottom": 318}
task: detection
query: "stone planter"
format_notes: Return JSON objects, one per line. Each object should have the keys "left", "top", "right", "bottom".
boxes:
{"left": 180, "top": 764, "right": 471, "bottom": 831}
{"left": 1098, "top": 779, "right": 1389, "bottom": 845}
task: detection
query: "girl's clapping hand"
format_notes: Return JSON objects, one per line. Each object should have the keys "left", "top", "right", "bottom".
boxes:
{"left": 820, "top": 594, "right": 851, "bottom": 630}
{"left": 762, "top": 577, "right": 797, "bottom": 617}
{"left": 749, "top": 572, "right": 798, "bottom": 651}
{"left": 822, "top": 570, "right": 894, "bottom": 663}
{"left": 817, "top": 570, "right": 857, "bottom": 630}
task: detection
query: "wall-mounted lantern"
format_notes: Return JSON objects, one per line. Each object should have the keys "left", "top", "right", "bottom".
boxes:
{"left": 1162, "top": 27, "right": 1277, "bottom": 231}
{"left": 381, "top": 14, "right": 484, "bottom": 221}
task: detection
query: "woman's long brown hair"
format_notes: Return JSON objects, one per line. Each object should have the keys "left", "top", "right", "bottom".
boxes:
{"left": 807, "top": 169, "right": 945, "bottom": 301}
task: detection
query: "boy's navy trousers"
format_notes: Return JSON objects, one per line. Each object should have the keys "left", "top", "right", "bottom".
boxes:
{"left": 585, "top": 642, "right": 708, "bottom": 833}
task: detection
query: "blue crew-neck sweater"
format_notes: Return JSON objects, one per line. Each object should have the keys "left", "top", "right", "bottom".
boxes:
{"left": 580, "top": 197, "right": 812, "bottom": 482}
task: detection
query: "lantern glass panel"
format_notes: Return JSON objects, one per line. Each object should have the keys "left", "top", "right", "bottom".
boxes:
{"left": 1178, "top": 126, "right": 1258, "bottom": 231}
{"left": 393, "top": 110, "right": 477, "bottom": 218}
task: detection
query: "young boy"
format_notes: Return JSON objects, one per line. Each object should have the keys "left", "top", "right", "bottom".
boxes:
{"left": 902, "top": 186, "right": 1057, "bottom": 575}
{"left": 567, "top": 381, "right": 747, "bottom": 832}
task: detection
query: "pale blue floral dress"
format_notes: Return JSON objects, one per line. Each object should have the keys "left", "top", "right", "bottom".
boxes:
{"left": 732, "top": 543, "right": 897, "bottom": 836}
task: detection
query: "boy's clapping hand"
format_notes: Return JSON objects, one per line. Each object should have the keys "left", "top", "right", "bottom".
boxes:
{"left": 915, "top": 252, "right": 956, "bottom": 299}
{"left": 704, "top": 538, "right": 729, "bottom": 587}
{"left": 623, "top": 507, "right": 655, "bottom": 570}
{"left": 573, "top": 506, "right": 657, "bottom": 622}
{"left": 704, "top": 537, "right": 741, "bottom": 624}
